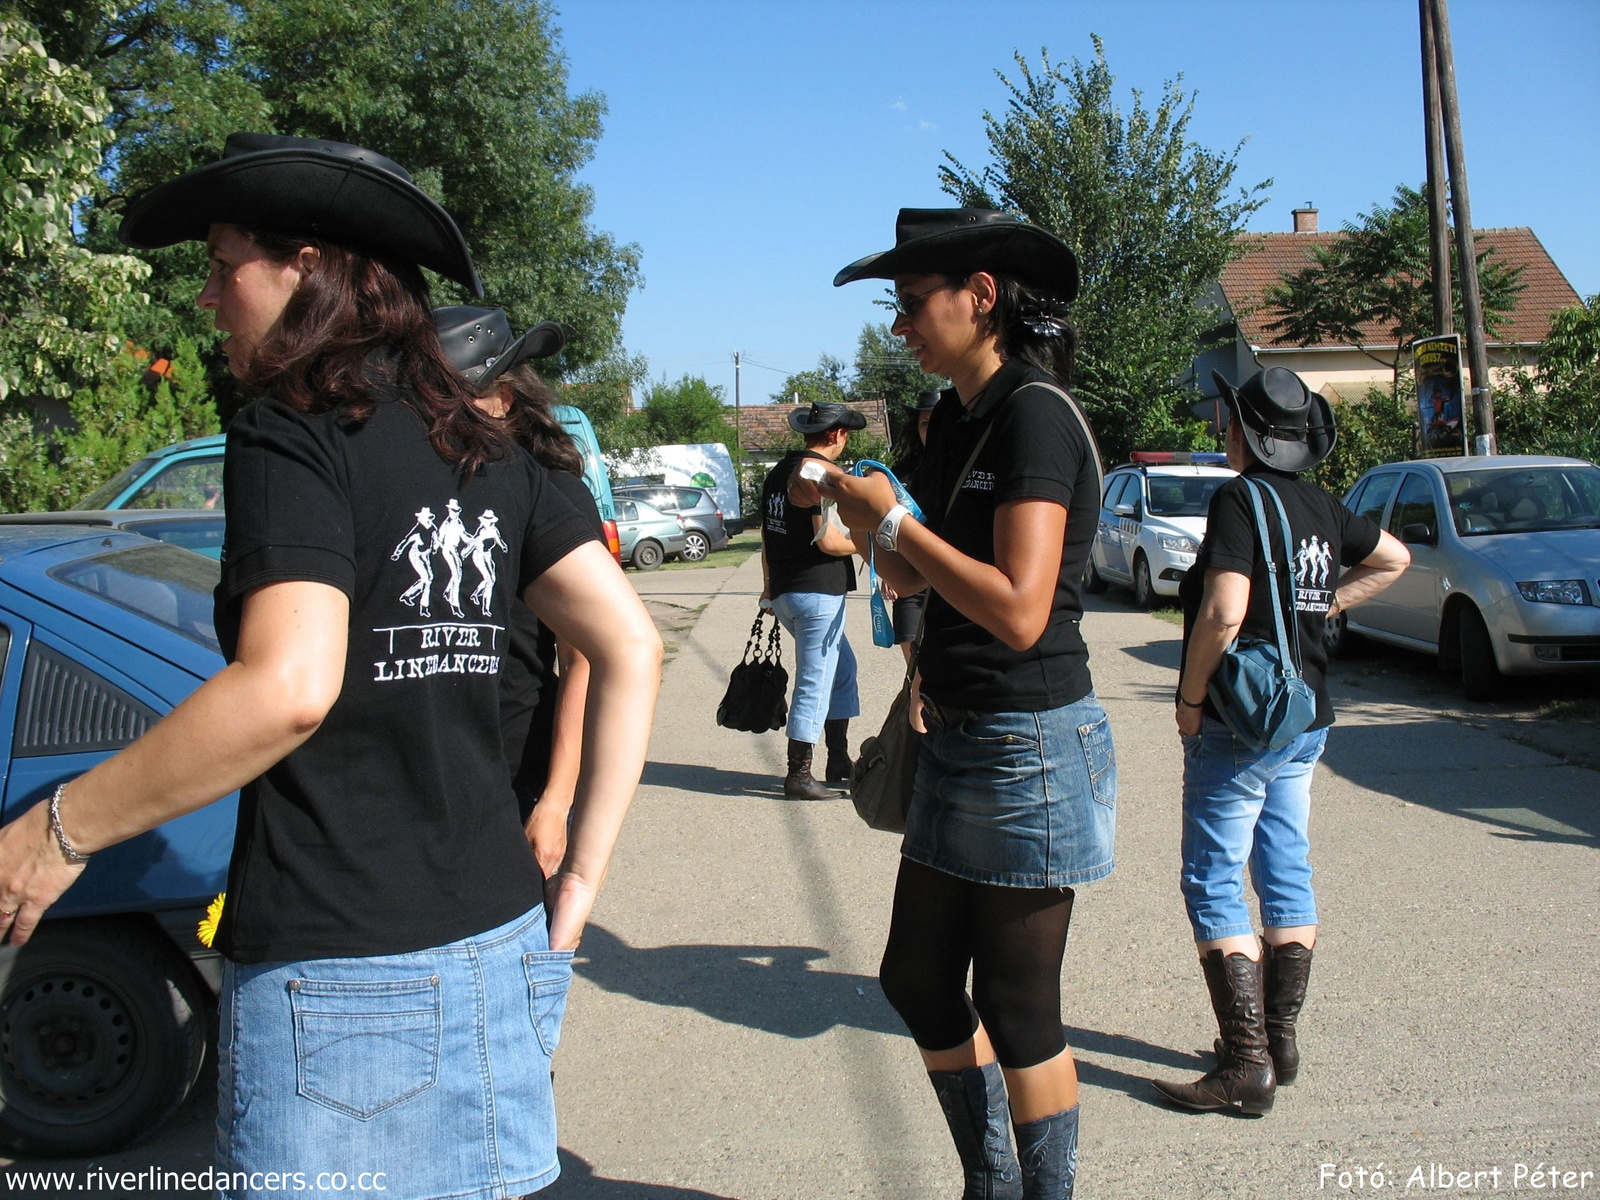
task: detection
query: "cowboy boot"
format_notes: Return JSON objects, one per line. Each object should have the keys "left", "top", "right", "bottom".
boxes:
{"left": 784, "top": 739, "right": 834, "bottom": 801}
{"left": 1152, "top": 950, "right": 1275, "bottom": 1115}
{"left": 1012, "top": 1104, "right": 1079, "bottom": 1200}
{"left": 928, "top": 1062, "right": 1023, "bottom": 1200}
{"left": 1263, "top": 941, "right": 1313, "bottom": 1085}
{"left": 823, "top": 718, "right": 853, "bottom": 784}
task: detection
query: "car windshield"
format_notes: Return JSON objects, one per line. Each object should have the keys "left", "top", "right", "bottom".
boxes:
{"left": 1146, "top": 477, "right": 1228, "bottom": 517}
{"left": 1446, "top": 465, "right": 1600, "bottom": 536}
{"left": 77, "top": 457, "right": 158, "bottom": 509}
{"left": 49, "top": 543, "right": 221, "bottom": 652}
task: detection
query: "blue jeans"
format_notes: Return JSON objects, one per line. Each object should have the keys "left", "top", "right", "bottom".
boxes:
{"left": 772, "top": 590, "right": 859, "bottom": 744}
{"left": 1180, "top": 718, "right": 1327, "bottom": 942}
{"left": 216, "top": 906, "right": 572, "bottom": 1200}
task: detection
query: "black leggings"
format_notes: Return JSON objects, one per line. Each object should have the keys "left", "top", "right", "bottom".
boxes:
{"left": 879, "top": 858, "right": 1075, "bottom": 1070}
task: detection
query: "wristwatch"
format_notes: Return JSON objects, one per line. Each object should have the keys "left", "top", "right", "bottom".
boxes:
{"left": 876, "top": 504, "right": 910, "bottom": 552}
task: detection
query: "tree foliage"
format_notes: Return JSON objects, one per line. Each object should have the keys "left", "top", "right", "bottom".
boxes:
{"left": 632, "top": 373, "right": 738, "bottom": 449}
{"left": 1263, "top": 184, "right": 1525, "bottom": 383}
{"left": 940, "top": 38, "right": 1268, "bottom": 463}
{"left": 1497, "top": 295, "right": 1600, "bottom": 463}
{"left": 32, "top": 0, "right": 639, "bottom": 399}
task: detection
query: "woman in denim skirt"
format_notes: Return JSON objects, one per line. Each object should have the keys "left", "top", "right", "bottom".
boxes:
{"left": 0, "top": 135, "right": 662, "bottom": 1199}
{"left": 803, "top": 209, "right": 1115, "bottom": 1199}
{"left": 1152, "top": 368, "right": 1408, "bottom": 1116}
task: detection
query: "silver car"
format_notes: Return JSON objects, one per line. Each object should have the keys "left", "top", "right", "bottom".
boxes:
{"left": 1329, "top": 455, "right": 1600, "bottom": 699}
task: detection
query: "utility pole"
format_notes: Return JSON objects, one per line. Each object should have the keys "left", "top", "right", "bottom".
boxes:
{"left": 733, "top": 350, "right": 741, "bottom": 452}
{"left": 1419, "top": 0, "right": 1453, "bottom": 337}
{"left": 1428, "top": 0, "right": 1495, "bottom": 453}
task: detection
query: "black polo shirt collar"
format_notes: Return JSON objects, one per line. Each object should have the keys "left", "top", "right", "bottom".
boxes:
{"left": 955, "top": 357, "right": 1033, "bottom": 424}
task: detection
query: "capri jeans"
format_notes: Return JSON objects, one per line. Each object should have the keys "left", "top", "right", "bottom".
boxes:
{"left": 771, "top": 590, "right": 860, "bottom": 744}
{"left": 1180, "top": 718, "right": 1328, "bottom": 942}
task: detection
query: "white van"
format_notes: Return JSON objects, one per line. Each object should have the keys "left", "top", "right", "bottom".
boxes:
{"left": 623, "top": 443, "right": 743, "bottom": 534}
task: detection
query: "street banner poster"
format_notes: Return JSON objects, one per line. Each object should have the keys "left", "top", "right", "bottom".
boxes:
{"left": 1413, "top": 334, "right": 1466, "bottom": 458}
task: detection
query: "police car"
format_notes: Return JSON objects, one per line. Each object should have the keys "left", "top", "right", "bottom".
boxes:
{"left": 1084, "top": 452, "right": 1236, "bottom": 606}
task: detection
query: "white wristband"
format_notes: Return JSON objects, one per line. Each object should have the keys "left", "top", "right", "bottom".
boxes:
{"left": 876, "top": 504, "right": 911, "bottom": 552}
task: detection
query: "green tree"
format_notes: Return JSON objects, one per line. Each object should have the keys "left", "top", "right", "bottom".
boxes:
{"left": 940, "top": 38, "right": 1267, "bottom": 464}
{"left": 1263, "top": 184, "right": 1525, "bottom": 388}
{"left": 36, "top": 0, "right": 639, "bottom": 401}
{"left": 558, "top": 346, "right": 648, "bottom": 455}
{"left": 635, "top": 373, "right": 738, "bottom": 448}
{"left": 1497, "top": 295, "right": 1600, "bottom": 462}
{"left": 771, "top": 353, "right": 849, "bottom": 409}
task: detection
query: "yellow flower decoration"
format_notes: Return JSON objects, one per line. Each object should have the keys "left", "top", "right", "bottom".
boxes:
{"left": 197, "top": 893, "right": 225, "bottom": 949}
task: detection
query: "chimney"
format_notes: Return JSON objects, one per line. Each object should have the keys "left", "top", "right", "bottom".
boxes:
{"left": 1292, "top": 202, "right": 1319, "bottom": 234}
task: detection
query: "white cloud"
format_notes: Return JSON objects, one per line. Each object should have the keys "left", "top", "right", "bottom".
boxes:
{"left": 890, "top": 98, "right": 907, "bottom": 111}
{"left": 919, "top": 120, "right": 937, "bottom": 130}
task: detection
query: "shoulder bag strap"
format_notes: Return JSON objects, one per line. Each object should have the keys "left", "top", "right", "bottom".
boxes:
{"left": 1016, "top": 381, "right": 1105, "bottom": 510}
{"left": 1242, "top": 478, "right": 1300, "bottom": 679}
{"left": 1258, "top": 480, "right": 1306, "bottom": 674}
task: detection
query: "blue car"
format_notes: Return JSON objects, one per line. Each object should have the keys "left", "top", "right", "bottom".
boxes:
{"left": 0, "top": 527, "right": 234, "bottom": 1155}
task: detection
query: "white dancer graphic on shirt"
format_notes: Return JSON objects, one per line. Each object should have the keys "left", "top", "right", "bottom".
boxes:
{"left": 466, "top": 510, "right": 508, "bottom": 617}
{"left": 1295, "top": 535, "right": 1332, "bottom": 590}
{"left": 392, "top": 506, "right": 438, "bottom": 617}
{"left": 435, "top": 499, "right": 469, "bottom": 619}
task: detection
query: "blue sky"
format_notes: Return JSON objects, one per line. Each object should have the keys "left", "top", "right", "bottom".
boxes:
{"left": 554, "top": 0, "right": 1599, "bottom": 404}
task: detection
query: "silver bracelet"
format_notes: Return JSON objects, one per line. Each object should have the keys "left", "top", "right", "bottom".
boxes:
{"left": 49, "top": 783, "right": 91, "bottom": 865}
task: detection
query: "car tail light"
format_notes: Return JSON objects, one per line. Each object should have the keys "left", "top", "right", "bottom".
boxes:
{"left": 602, "top": 518, "right": 622, "bottom": 564}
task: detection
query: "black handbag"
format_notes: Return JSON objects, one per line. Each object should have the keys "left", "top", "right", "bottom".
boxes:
{"left": 716, "top": 610, "right": 789, "bottom": 733}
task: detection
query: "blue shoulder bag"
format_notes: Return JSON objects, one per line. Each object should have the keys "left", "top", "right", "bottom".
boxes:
{"left": 1206, "top": 478, "right": 1318, "bottom": 752}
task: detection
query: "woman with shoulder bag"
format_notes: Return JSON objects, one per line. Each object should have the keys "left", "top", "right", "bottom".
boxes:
{"left": 799, "top": 208, "right": 1113, "bottom": 1200}
{"left": 1152, "top": 367, "right": 1408, "bottom": 1115}
{"left": 0, "top": 134, "right": 661, "bottom": 1199}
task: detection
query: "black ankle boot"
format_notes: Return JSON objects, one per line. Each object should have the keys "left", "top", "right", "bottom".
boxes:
{"left": 823, "top": 718, "right": 852, "bottom": 784}
{"left": 783, "top": 738, "right": 834, "bottom": 801}
{"left": 928, "top": 1062, "right": 1022, "bottom": 1200}
{"left": 1013, "top": 1104, "right": 1079, "bottom": 1199}
{"left": 1263, "top": 941, "right": 1313, "bottom": 1085}
{"left": 1151, "top": 950, "right": 1276, "bottom": 1115}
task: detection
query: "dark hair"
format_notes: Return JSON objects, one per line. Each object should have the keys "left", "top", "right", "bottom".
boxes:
{"left": 802, "top": 427, "right": 846, "bottom": 449}
{"left": 240, "top": 230, "right": 509, "bottom": 477}
{"left": 945, "top": 270, "right": 1077, "bottom": 386}
{"left": 490, "top": 363, "right": 583, "bottom": 475}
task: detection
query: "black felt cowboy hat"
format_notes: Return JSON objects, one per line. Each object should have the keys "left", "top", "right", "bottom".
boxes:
{"left": 788, "top": 401, "right": 867, "bottom": 436}
{"left": 913, "top": 389, "right": 942, "bottom": 412}
{"left": 435, "top": 306, "right": 565, "bottom": 387}
{"left": 833, "top": 208, "right": 1079, "bottom": 302}
{"left": 119, "top": 133, "right": 482, "bottom": 296}
{"left": 1211, "top": 366, "right": 1338, "bottom": 473}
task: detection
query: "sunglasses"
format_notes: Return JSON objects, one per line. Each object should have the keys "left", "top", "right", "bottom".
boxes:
{"left": 892, "top": 281, "right": 957, "bottom": 320}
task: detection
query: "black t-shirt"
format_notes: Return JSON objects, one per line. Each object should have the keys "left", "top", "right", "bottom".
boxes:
{"left": 761, "top": 450, "right": 857, "bottom": 597}
{"left": 1179, "top": 466, "right": 1382, "bottom": 730}
{"left": 212, "top": 389, "right": 596, "bottom": 963}
{"left": 499, "top": 469, "right": 605, "bottom": 819}
{"left": 909, "top": 360, "right": 1102, "bottom": 712}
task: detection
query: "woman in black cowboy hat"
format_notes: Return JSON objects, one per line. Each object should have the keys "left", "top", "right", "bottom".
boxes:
{"left": 800, "top": 208, "right": 1111, "bottom": 1199}
{"left": 0, "top": 134, "right": 662, "bottom": 1198}
{"left": 436, "top": 304, "right": 607, "bottom": 880}
{"left": 1153, "top": 366, "right": 1408, "bottom": 1116}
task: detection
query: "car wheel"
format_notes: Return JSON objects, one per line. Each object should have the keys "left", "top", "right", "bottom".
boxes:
{"left": 1083, "top": 555, "right": 1108, "bottom": 594}
{"left": 632, "top": 539, "right": 663, "bottom": 571}
{"left": 680, "top": 530, "right": 710, "bottom": 563}
{"left": 0, "top": 919, "right": 208, "bottom": 1156}
{"left": 1458, "top": 604, "right": 1502, "bottom": 702}
{"left": 1324, "top": 609, "right": 1360, "bottom": 659}
{"left": 1132, "top": 554, "right": 1155, "bottom": 609}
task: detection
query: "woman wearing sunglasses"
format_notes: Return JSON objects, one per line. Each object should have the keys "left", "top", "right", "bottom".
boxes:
{"left": 0, "top": 134, "right": 661, "bottom": 1199}
{"left": 802, "top": 208, "right": 1114, "bottom": 1199}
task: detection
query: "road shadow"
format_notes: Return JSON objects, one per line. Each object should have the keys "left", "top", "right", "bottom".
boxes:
{"left": 1118, "top": 638, "right": 1183, "bottom": 671}
{"left": 1319, "top": 717, "right": 1598, "bottom": 845}
{"left": 545, "top": 1148, "right": 738, "bottom": 1198}
{"left": 1065, "top": 1025, "right": 1209, "bottom": 1110}
{"left": 642, "top": 760, "right": 782, "bottom": 799}
{"left": 575, "top": 925, "right": 905, "bottom": 1038}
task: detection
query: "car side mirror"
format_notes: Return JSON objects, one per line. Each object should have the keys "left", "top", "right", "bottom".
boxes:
{"left": 1112, "top": 503, "right": 1136, "bottom": 518}
{"left": 1400, "top": 522, "right": 1436, "bottom": 547}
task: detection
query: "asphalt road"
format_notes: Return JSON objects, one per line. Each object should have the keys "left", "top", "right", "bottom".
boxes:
{"left": 7, "top": 554, "right": 1595, "bottom": 1198}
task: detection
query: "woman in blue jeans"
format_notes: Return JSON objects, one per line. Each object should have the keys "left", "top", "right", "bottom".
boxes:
{"left": 0, "top": 135, "right": 661, "bottom": 1199}
{"left": 1155, "top": 367, "right": 1408, "bottom": 1115}
{"left": 803, "top": 209, "right": 1113, "bottom": 1199}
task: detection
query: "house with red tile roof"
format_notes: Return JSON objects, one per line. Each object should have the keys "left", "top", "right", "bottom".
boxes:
{"left": 1199, "top": 205, "right": 1582, "bottom": 405}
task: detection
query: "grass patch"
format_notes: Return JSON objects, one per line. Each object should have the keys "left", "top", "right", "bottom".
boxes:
{"left": 655, "top": 530, "right": 761, "bottom": 572}
{"left": 1538, "top": 696, "right": 1600, "bottom": 725}
{"left": 1148, "top": 605, "right": 1184, "bottom": 626}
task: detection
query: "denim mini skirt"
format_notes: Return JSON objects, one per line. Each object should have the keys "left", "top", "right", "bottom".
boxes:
{"left": 903, "top": 692, "right": 1117, "bottom": 888}
{"left": 216, "top": 905, "right": 573, "bottom": 1200}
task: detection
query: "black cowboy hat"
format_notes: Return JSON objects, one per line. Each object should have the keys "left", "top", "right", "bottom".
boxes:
{"left": 119, "top": 133, "right": 482, "bottom": 296}
{"left": 1211, "top": 367, "right": 1338, "bottom": 474}
{"left": 435, "top": 306, "right": 564, "bottom": 387}
{"left": 789, "top": 401, "right": 867, "bottom": 436}
{"left": 833, "top": 208, "right": 1078, "bottom": 302}
{"left": 913, "top": 389, "right": 942, "bottom": 412}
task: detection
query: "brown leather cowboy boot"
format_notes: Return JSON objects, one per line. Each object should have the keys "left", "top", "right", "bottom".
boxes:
{"left": 1152, "top": 950, "right": 1276, "bottom": 1115}
{"left": 1263, "top": 941, "right": 1314, "bottom": 1085}
{"left": 784, "top": 738, "right": 834, "bottom": 801}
